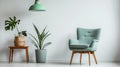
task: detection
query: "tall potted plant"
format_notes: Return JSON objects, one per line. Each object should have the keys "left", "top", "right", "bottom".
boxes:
{"left": 5, "top": 16, "right": 27, "bottom": 46}
{"left": 29, "top": 24, "right": 51, "bottom": 63}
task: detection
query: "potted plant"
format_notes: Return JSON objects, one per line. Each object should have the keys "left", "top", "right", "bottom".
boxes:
{"left": 5, "top": 16, "right": 27, "bottom": 46}
{"left": 29, "top": 24, "right": 51, "bottom": 63}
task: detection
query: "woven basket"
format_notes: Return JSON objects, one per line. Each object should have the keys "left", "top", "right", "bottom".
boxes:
{"left": 14, "top": 36, "right": 25, "bottom": 47}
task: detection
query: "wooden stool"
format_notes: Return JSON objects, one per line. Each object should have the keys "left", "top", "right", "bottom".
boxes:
{"left": 9, "top": 46, "right": 29, "bottom": 63}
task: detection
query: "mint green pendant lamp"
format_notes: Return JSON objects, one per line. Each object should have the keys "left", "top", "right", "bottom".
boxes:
{"left": 29, "top": 0, "right": 45, "bottom": 11}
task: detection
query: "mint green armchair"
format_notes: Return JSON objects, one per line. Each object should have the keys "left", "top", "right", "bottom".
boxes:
{"left": 69, "top": 28, "right": 101, "bottom": 65}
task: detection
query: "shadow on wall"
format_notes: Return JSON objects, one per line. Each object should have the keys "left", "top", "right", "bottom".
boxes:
{"left": 114, "top": 0, "right": 120, "bottom": 62}
{"left": 49, "top": 36, "right": 70, "bottom": 61}
{"left": 48, "top": 29, "right": 76, "bottom": 62}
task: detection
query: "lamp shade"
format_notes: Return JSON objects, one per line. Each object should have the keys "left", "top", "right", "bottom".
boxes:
{"left": 29, "top": 0, "right": 45, "bottom": 11}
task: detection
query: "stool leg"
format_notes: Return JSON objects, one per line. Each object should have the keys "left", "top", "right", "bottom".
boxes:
{"left": 11, "top": 49, "right": 14, "bottom": 62}
{"left": 26, "top": 48, "right": 29, "bottom": 63}
{"left": 9, "top": 49, "right": 12, "bottom": 63}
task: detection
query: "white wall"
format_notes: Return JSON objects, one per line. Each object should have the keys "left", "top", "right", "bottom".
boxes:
{"left": 0, "top": 0, "right": 120, "bottom": 62}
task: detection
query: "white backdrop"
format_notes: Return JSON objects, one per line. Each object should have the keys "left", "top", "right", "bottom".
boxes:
{"left": 0, "top": 0, "right": 120, "bottom": 62}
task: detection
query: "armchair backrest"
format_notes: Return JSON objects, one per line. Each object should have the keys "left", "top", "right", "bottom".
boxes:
{"left": 77, "top": 28, "right": 101, "bottom": 45}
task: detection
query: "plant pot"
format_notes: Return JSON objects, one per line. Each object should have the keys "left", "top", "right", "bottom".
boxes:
{"left": 14, "top": 36, "right": 25, "bottom": 47}
{"left": 35, "top": 49, "right": 47, "bottom": 63}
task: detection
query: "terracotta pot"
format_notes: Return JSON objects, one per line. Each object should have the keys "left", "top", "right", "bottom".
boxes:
{"left": 14, "top": 36, "right": 25, "bottom": 46}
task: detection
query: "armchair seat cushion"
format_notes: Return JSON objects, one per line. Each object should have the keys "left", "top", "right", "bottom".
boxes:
{"left": 69, "top": 44, "right": 89, "bottom": 49}
{"left": 70, "top": 47, "right": 96, "bottom": 51}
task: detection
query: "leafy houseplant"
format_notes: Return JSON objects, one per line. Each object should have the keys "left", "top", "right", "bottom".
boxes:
{"left": 5, "top": 16, "right": 27, "bottom": 46}
{"left": 5, "top": 16, "right": 27, "bottom": 36}
{"left": 29, "top": 24, "right": 51, "bottom": 63}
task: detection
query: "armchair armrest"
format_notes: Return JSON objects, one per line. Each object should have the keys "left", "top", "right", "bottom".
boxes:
{"left": 93, "top": 39, "right": 99, "bottom": 42}
{"left": 90, "top": 39, "right": 99, "bottom": 50}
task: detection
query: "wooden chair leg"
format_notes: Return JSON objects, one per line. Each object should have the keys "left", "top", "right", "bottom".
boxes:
{"left": 70, "top": 51, "right": 74, "bottom": 65}
{"left": 80, "top": 53, "right": 82, "bottom": 64}
{"left": 88, "top": 52, "right": 91, "bottom": 65}
{"left": 92, "top": 52, "right": 98, "bottom": 64}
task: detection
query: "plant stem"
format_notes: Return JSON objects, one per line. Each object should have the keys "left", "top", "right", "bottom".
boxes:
{"left": 16, "top": 25, "right": 20, "bottom": 36}
{"left": 39, "top": 43, "right": 41, "bottom": 49}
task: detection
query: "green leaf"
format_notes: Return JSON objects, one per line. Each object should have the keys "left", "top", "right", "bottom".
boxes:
{"left": 5, "top": 26, "right": 10, "bottom": 31}
{"left": 42, "top": 42, "right": 52, "bottom": 49}
{"left": 42, "top": 33, "right": 51, "bottom": 44}
{"left": 29, "top": 37, "right": 39, "bottom": 49}
{"left": 30, "top": 24, "right": 51, "bottom": 49}
{"left": 11, "top": 26, "right": 14, "bottom": 30}
{"left": 40, "top": 26, "right": 47, "bottom": 39}
{"left": 5, "top": 20, "right": 11, "bottom": 23}
{"left": 21, "top": 31, "right": 27, "bottom": 36}
{"left": 33, "top": 24, "right": 42, "bottom": 49}
{"left": 17, "top": 20, "right": 20, "bottom": 24}
{"left": 9, "top": 17, "right": 14, "bottom": 22}
{"left": 13, "top": 16, "right": 16, "bottom": 21}
{"left": 4, "top": 16, "right": 21, "bottom": 35}
{"left": 28, "top": 33, "right": 39, "bottom": 45}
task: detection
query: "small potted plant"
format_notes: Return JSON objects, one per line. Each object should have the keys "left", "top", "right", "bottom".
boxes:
{"left": 29, "top": 24, "right": 51, "bottom": 63}
{"left": 5, "top": 16, "right": 27, "bottom": 46}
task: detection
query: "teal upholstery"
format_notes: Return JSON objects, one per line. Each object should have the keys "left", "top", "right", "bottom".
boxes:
{"left": 69, "top": 28, "right": 101, "bottom": 51}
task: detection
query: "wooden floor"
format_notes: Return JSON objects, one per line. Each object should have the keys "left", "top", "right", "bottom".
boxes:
{"left": 0, "top": 62, "right": 120, "bottom": 67}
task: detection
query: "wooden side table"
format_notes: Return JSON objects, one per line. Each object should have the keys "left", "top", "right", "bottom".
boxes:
{"left": 9, "top": 46, "right": 29, "bottom": 63}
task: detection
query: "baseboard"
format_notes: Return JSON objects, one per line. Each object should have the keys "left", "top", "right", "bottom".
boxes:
{"left": 0, "top": 60, "right": 120, "bottom": 63}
